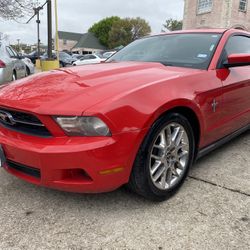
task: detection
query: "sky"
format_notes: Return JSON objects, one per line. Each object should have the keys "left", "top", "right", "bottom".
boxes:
{"left": 0, "top": 0, "right": 184, "bottom": 45}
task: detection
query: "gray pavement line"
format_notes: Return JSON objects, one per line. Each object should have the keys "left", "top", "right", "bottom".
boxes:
{"left": 188, "top": 175, "right": 250, "bottom": 197}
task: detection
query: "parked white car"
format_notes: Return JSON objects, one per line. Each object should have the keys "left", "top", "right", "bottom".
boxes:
{"left": 73, "top": 54, "right": 106, "bottom": 66}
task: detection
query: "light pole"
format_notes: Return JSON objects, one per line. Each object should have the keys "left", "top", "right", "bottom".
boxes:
{"left": 54, "top": 0, "right": 59, "bottom": 62}
{"left": 47, "top": 0, "right": 53, "bottom": 60}
{"left": 26, "top": 0, "right": 59, "bottom": 70}
{"left": 26, "top": 1, "right": 47, "bottom": 68}
{"left": 34, "top": 6, "right": 43, "bottom": 58}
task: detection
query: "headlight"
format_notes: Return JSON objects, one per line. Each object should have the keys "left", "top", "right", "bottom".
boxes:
{"left": 54, "top": 116, "right": 111, "bottom": 136}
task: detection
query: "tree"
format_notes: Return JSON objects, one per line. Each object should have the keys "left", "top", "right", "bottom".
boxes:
{"left": 162, "top": 18, "right": 183, "bottom": 32}
{"left": 108, "top": 17, "right": 151, "bottom": 49}
{"left": 0, "top": 0, "right": 39, "bottom": 20}
{"left": 89, "top": 16, "right": 121, "bottom": 48}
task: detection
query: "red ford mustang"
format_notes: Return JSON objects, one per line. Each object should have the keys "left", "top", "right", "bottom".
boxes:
{"left": 0, "top": 29, "right": 249, "bottom": 200}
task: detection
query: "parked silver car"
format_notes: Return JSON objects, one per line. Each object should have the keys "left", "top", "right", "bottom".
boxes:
{"left": 0, "top": 41, "right": 26, "bottom": 84}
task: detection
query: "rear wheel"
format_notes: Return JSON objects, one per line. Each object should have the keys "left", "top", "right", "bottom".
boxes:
{"left": 25, "top": 66, "right": 30, "bottom": 76}
{"left": 128, "top": 113, "right": 195, "bottom": 201}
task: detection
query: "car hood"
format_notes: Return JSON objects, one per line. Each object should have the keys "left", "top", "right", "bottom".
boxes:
{"left": 0, "top": 62, "right": 200, "bottom": 115}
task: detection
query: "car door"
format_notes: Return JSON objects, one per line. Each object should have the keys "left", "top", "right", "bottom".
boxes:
{"left": 9, "top": 47, "right": 26, "bottom": 78}
{"left": 217, "top": 35, "right": 250, "bottom": 135}
{"left": 91, "top": 55, "right": 100, "bottom": 64}
{"left": 78, "top": 55, "right": 90, "bottom": 65}
{"left": 85, "top": 54, "right": 98, "bottom": 64}
{"left": 4, "top": 46, "right": 16, "bottom": 81}
{"left": 6, "top": 46, "right": 21, "bottom": 79}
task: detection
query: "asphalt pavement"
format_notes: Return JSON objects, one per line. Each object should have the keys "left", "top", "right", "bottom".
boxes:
{"left": 0, "top": 131, "right": 249, "bottom": 250}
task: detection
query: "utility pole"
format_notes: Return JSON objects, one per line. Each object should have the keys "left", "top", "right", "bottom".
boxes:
{"left": 54, "top": 0, "right": 59, "bottom": 61}
{"left": 26, "top": 1, "right": 47, "bottom": 59}
{"left": 35, "top": 6, "right": 42, "bottom": 58}
{"left": 47, "top": 0, "right": 53, "bottom": 60}
{"left": 26, "top": 0, "right": 58, "bottom": 71}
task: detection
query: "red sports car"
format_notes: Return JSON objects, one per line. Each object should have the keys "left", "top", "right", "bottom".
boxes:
{"left": 0, "top": 29, "right": 249, "bottom": 201}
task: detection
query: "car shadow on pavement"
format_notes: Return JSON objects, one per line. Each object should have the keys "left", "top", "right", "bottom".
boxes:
{"left": 192, "top": 130, "right": 250, "bottom": 168}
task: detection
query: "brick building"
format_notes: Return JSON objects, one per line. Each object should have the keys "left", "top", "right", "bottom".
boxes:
{"left": 183, "top": 0, "right": 250, "bottom": 31}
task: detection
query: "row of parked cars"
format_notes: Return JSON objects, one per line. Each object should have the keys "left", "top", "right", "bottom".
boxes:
{"left": 26, "top": 50, "right": 116, "bottom": 67}
{"left": 0, "top": 40, "right": 116, "bottom": 84}
{"left": 0, "top": 42, "right": 35, "bottom": 84}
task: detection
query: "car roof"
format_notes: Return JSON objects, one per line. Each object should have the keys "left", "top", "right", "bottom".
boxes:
{"left": 150, "top": 28, "right": 250, "bottom": 37}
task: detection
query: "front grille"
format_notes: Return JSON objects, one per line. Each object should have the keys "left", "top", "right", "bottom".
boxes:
{"left": 7, "top": 160, "right": 41, "bottom": 179}
{"left": 0, "top": 108, "right": 51, "bottom": 137}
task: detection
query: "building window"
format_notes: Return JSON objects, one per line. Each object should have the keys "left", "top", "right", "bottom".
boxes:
{"left": 239, "top": 0, "right": 247, "bottom": 12}
{"left": 197, "top": 0, "right": 213, "bottom": 14}
{"left": 63, "top": 39, "right": 67, "bottom": 45}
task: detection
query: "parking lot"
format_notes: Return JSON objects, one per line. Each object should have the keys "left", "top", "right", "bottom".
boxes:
{"left": 0, "top": 131, "right": 249, "bottom": 250}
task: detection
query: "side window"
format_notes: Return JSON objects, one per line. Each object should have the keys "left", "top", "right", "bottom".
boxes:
{"left": 6, "top": 46, "right": 15, "bottom": 57}
{"left": 225, "top": 35, "right": 250, "bottom": 55}
{"left": 219, "top": 35, "right": 250, "bottom": 67}
{"left": 9, "top": 47, "right": 18, "bottom": 57}
{"left": 81, "top": 55, "right": 90, "bottom": 60}
{"left": 89, "top": 55, "right": 96, "bottom": 59}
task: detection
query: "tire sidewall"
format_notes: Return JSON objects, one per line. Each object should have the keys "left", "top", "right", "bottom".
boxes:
{"left": 141, "top": 113, "right": 195, "bottom": 199}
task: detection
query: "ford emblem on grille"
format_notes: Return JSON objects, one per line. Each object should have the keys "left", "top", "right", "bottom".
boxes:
{"left": 0, "top": 110, "right": 16, "bottom": 126}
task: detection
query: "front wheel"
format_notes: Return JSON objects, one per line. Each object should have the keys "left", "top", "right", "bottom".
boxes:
{"left": 128, "top": 113, "right": 195, "bottom": 201}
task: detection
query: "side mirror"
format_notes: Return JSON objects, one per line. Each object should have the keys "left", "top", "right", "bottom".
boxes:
{"left": 224, "top": 54, "right": 250, "bottom": 68}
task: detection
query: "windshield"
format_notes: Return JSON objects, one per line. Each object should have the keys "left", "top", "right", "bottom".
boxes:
{"left": 108, "top": 33, "right": 222, "bottom": 70}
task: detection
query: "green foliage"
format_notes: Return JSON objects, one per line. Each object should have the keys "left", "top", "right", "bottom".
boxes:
{"left": 108, "top": 17, "right": 151, "bottom": 49}
{"left": 162, "top": 18, "right": 183, "bottom": 32}
{"left": 88, "top": 16, "right": 121, "bottom": 47}
{"left": 88, "top": 16, "right": 151, "bottom": 49}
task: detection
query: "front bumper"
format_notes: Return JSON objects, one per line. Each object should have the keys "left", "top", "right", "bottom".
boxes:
{"left": 0, "top": 126, "right": 145, "bottom": 193}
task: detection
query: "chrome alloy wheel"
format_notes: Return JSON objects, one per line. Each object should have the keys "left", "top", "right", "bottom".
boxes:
{"left": 149, "top": 122, "right": 190, "bottom": 190}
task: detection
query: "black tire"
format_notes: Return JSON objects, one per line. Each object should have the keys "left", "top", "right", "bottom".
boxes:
{"left": 128, "top": 112, "right": 195, "bottom": 201}
{"left": 25, "top": 66, "right": 30, "bottom": 76}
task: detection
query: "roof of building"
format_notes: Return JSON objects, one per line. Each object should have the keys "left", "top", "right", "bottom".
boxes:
{"left": 58, "top": 31, "right": 83, "bottom": 41}
{"left": 73, "top": 33, "right": 106, "bottom": 50}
